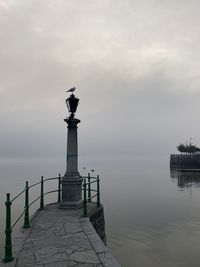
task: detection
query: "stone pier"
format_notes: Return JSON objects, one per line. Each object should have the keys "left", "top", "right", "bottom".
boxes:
{"left": 1, "top": 203, "right": 121, "bottom": 267}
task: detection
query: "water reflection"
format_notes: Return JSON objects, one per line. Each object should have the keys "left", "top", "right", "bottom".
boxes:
{"left": 170, "top": 168, "right": 200, "bottom": 188}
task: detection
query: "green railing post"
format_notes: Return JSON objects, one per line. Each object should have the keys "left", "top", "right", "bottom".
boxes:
{"left": 58, "top": 173, "right": 61, "bottom": 203}
{"left": 83, "top": 179, "right": 88, "bottom": 217}
{"left": 3, "top": 193, "right": 13, "bottom": 262}
{"left": 97, "top": 175, "right": 100, "bottom": 208}
{"left": 40, "top": 176, "right": 44, "bottom": 209}
{"left": 23, "top": 181, "right": 30, "bottom": 228}
{"left": 88, "top": 173, "right": 91, "bottom": 202}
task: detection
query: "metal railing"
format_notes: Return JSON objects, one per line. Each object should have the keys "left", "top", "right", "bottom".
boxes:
{"left": 82, "top": 173, "right": 101, "bottom": 217}
{"left": 3, "top": 172, "right": 101, "bottom": 262}
{"left": 3, "top": 174, "right": 61, "bottom": 262}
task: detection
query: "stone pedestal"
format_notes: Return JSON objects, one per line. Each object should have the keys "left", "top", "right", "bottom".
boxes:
{"left": 60, "top": 117, "right": 83, "bottom": 209}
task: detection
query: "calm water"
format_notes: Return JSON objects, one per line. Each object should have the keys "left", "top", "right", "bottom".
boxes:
{"left": 1, "top": 155, "right": 200, "bottom": 267}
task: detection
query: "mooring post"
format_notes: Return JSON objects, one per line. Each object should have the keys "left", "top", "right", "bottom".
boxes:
{"left": 97, "top": 175, "right": 100, "bottom": 208}
{"left": 58, "top": 173, "right": 61, "bottom": 203}
{"left": 83, "top": 178, "right": 88, "bottom": 217}
{"left": 3, "top": 193, "right": 13, "bottom": 262}
{"left": 88, "top": 172, "right": 91, "bottom": 202}
{"left": 23, "top": 181, "right": 30, "bottom": 228}
{"left": 40, "top": 176, "right": 44, "bottom": 209}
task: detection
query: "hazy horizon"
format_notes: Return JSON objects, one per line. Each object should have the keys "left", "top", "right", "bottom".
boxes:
{"left": 1, "top": 0, "right": 200, "bottom": 161}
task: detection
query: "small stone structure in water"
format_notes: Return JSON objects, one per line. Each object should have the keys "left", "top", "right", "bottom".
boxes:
{"left": 170, "top": 154, "right": 200, "bottom": 169}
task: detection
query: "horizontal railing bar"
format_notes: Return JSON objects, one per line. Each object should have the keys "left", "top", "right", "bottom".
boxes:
{"left": 82, "top": 188, "right": 97, "bottom": 192}
{"left": 43, "top": 189, "right": 59, "bottom": 196}
{"left": 87, "top": 194, "right": 98, "bottom": 201}
{"left": 89, "top": 189, "right": 97, "bottom": 192}
{"left": 82, "top": 176, "right": 98, "bottom": 180}
{"left": 85, "top": 180, "right": 97, "bottom": 186}
{"left": 11, "top": 189, "right": 26, "bottom": 202}
{"left": 11, "top": 210, "right": 25, "bottom": 229}
{"left": 28, "top": 181, "right": 42, "bottom": 189}
{"left": 82, "top": 188, "right": 97, "bottom": 193}
{"left": 44, "top": 177, "right": 59, "bottom": 182}
{"left": 29, "top": 195, "right": 41, "bottom": 208}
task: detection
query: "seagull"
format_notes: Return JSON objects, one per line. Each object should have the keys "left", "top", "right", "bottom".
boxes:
{"left": 66, "top": 87, "right": 76, "bottom": 93}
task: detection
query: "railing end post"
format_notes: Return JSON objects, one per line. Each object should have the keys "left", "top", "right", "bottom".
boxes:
{"left": 4, "top": 192, "right": 14, "bottom": 262}
{"left": 58, "top": 173, "right": 61, "bottom": 203}
{"left": 3, "top": 254, "right": 14, "bottom": 263}
{"left": 23, "top": 181, "right": 30, "bottom": 228}
{"left": 83, "top": 178, "right": 88, "bottom": 217}
{"left": 88, "top": 173, "right": 91, "bottom": 203}
{"left": 40, "top": 176, "right": 44, "bottom": 210}
{"left": 97, "top": 175, "right": 100, "bottom": 208}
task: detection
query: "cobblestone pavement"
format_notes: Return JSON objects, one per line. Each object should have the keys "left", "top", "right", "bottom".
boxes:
{"left": 1, "top": 204, "right": 121, "bottom": 267}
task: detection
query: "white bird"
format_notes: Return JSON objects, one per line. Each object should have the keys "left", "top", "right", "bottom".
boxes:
{"left": 66, "top": 87, "right": 76, "bottom": 93}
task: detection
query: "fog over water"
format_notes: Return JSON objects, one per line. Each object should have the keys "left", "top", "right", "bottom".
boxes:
{"left": 1, "top": 0, "right": 200, "bottom": 266}
{"left": 1, "top": 0, "right": 200, "bottom": 160}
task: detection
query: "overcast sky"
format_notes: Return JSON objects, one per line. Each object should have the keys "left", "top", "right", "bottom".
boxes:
{"left": 0, "top": 0, "right": 200, "bottom": 162}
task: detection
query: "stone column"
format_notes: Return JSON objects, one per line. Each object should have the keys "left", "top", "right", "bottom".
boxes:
{"left": 60, "top": 116, "right": 83, "bottom": 209}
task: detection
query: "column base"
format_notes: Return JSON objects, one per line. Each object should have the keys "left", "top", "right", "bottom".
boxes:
{"left": 59, "top": 200, "right": 83, "bottom": 209}
{"left": 60, "top": 175, "right": 83, "bottom": 209}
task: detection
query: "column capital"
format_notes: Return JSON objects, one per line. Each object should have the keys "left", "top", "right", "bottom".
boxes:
{"left": 64, "top": 117, "right": 80, "bottom": 127}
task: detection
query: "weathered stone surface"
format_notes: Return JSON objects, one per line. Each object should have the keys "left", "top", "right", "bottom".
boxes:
{"left": 89, "top": 206, "right": 106, "bottom": 244}
{"left": 68, "top": 262, "right": 78, "bottom": 267}
{"left": 0, "top": 261, "right": 16, "bottom": 267}
{"left": 2, "top": 203, "right": 121, "bottom": 267}
{"left": 64, "top": 222, "right": 82, "bottom": 233}
{"left": 44, "top": 262, "right": 67, "bottom": 267}
{"left": 87, "top": 233, "right": 107, "bottom": 254}
{"left": 17, "top": 250, "right": 35, "bottom": 266}
{"left": 69, "top": 251, "right": 100, "bottom": 264}
{"left": 98, "top": 253, "right": 122, "bottom": 267}
{"left": 82, "top": 221, "right": 96, "bottom": 234}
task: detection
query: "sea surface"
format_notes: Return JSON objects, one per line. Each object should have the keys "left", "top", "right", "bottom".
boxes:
{"left": 1, "top": 155, "right": 200, "bottom": 267}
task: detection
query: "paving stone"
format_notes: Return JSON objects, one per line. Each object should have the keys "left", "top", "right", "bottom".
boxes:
{"left": 66, "top": 249, "right": 73, "bottom": 254}
{"left": 70, "top": 245, "right": 79, "bottom": 251}
{"left": 68, "top": 261, "right": 78, "bottom": 267}
{"left": 0, "top": 260, "right": 16, "bottom": 267}
{"left": 73, "top": 264, "right": 96, "bottom": 267}
{"left": 35, "top": 247, "right": 58, "bottom": 264}
{"left": 29, "top": 233, "right": 46, "bottom": 241}
{"left": 62, "top": 234, "right": 73, "bottom": 239}
{"left": 22, "top": 242, "right": 34, "bottom": 251}
{"left": 17, "top": 265, "right": 44, "bottom": 267}
{"left": 44, "top": 262, "right": 68, "bottom": 267}
{"left": 64, "top": 222, "right": 82, "bottom": 234}
{"left": 80, "top": 217, "right": 90, "bottom": 222}
{"left": 82, "top": 221, "right": 96, "bottom": 234}
{"left": 17, "top": 250, "right": 35, "bottom": 266}
{"left": 57, "top": 248, "right": 66, "bottom": 253}
{"left": 87, "top": 233, "right": 107, "bottom": 254}
{"left": 69, "top": 251, "right": 100, "bottom": 264}
{"left": 35, "top": 222, "right": 53, "bottom": 231}
{"left": 98, "top": 253, "right": 122, "bottom": 267}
